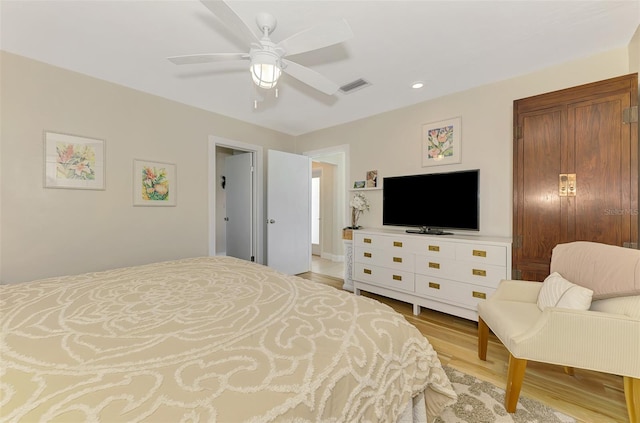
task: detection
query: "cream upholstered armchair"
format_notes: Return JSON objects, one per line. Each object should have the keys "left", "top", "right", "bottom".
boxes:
{"left": 477, "top": 241, "right": 640, "bottom": 422}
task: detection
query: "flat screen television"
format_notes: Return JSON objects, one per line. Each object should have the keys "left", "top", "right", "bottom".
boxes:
{"left": 382, "top": 169, "right": 479, "bottom": 235}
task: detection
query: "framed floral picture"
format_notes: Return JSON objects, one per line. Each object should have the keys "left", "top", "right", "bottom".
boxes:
{"left": 133, "top": 159, "right": 177, "bottom": 206}
{"left": 422, "top": 117, "right": 462, "bottom": 167}
{"left": 44, "top": 131, "right": 105, "bottom": 189}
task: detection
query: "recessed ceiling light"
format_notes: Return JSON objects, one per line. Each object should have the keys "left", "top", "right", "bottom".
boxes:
{"left": 411, "top": 81, "right": 425, "bottom": 89}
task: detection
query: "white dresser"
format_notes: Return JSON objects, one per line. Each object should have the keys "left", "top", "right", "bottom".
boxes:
{"left": 352, "top": 229, "right": 512, "bottom": 321}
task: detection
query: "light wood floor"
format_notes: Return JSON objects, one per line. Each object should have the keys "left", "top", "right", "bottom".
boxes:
{"left": 297, "top": 271, "right": 629, "bottom": 423}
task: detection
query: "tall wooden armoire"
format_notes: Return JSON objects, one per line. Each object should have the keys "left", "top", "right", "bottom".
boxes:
{"left": 513, "top": 73, "right": 639, "bottom": 281}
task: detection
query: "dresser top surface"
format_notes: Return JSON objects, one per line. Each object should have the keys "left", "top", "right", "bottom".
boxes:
{"left": 354, "top": 228, "right": 512, "bottom": 246}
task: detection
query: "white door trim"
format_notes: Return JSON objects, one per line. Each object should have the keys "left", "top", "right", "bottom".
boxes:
{"left": 302, "top": 144, "right": 349, "bottom": 235}
{"left": 208, "top": 136, "right": 264, "bottom": 264}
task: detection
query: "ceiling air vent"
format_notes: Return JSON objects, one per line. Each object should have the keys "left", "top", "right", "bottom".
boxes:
{"left": 339, "top": 78, "right": 371, "bottom": 94}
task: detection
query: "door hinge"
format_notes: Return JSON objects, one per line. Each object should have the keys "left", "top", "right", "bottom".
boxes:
{"left": 513, "top": 235, "right": 522, "bottom": 249}
{"left": 512, "top": 269, "right": 522, "bottom": 280}
{"left": 514, "top": 125, "right": 523, "bottom": 139}
{"left": 623, "top": 106, "right": 638, "bottom": 124}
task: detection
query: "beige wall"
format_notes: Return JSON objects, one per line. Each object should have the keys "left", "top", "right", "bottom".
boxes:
{"left": 296, "top": 47, "right": 632, "bottom": 238}
{"left": 630, "top": 25, "right": 640, "bottom": 75}
{"left": 0, "top": 52, "right": 294, "bottom": 284}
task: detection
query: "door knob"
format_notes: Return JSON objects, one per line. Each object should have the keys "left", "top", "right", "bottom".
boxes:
{"left": 267, "top": 219, "right": 276, "bottom": 224}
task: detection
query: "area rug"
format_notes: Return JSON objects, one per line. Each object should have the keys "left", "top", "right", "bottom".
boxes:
{"left": 435, "top": 366, "right": 576, "bottom": 423}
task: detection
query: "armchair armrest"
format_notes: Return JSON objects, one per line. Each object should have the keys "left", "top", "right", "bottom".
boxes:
{"left": 490, "top": 279, "right": 542, "bottom": 303}
{"left": 511, "top": 307, "right": 640, "bottom": 378}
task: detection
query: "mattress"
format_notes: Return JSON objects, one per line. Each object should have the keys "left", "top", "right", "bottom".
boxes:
{"left": 0, "top": 256, "right": 456, "bottom": 422}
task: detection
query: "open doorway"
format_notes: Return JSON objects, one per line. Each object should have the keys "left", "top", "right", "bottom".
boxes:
{"left": 208, "top": 136, "right": 264, "bottom": 264}
{"left": 304, "top": 145, "right": 349, "bottom": 280}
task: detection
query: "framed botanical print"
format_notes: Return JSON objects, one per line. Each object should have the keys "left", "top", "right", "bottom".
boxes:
{"left": 422, "top": 117, "right": 462, "bottom": 167}
{"left": 133, "top": 159, "right": 177, "bottom": 206}
{"left": 44, "top": 131, "right": 105, "bottom": 189}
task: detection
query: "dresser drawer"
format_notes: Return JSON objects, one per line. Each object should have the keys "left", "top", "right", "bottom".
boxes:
{"left": 415, "top": 274, "right": 496, "bottom": 309}
{"left": 414, "top": 255, "right": 457, "bottom": 278}
{"left": 455, "top": 243, "right": 507, "bottom": 266}
{"left": 354, "top": 263, "right": 415, "bottom": 292}
{"left": 407, "top": 238, "right": 456, "bottom": 258}
{"left": 354, "top": 247, "right": 414, "bottom": 271}
{"left": 454, "top": 262, "right": 506, "bottom": 288}
{"left": 354, "top": 233, "right": 410, "bottom": 251}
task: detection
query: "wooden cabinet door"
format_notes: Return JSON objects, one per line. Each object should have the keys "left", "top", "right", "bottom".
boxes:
{"left": 513, "top": 73, "right": 638, "bottom": 281}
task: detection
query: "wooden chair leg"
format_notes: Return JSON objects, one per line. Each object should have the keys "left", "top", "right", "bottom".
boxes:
{"left": 505, "top": 354, "right": 527, "bottom": 413}
{"left": 624, "top": 376, "right": 640, "bottom": 423}
{"left": 478, "top": 317, "right": 489, "bottom": 360}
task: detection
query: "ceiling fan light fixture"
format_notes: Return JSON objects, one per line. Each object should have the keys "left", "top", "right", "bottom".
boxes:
{"left": 251, "top": 62, "right": 281, "bottom": 89}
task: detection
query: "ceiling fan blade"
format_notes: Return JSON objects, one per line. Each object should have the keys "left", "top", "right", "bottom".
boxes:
{"left": 200, "top": 0, "right": 259, "bottom": 46}
{"left": 168, "top": 53, "right": 248, "bottom": 65}
{"left": 277, "top": 19, "right": 353, "bottom": 57}
{"left": 281, "top": 59, "right": 339, "bottom": 96}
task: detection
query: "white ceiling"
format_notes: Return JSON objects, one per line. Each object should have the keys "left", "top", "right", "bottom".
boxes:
{"left": 1, "top": 1, "right": 638, "bottom": 136}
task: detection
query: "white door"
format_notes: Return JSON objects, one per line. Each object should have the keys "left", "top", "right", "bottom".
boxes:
{"left": 225, "top": 153, "right": 253, "bottom": 261}
{"left": 267, "top": 150, "right": 311, "bottom": 274}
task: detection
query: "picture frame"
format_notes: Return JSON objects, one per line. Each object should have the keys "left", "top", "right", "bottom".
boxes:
{"left": 353, "top": 180, "right": 366, "bottom": 189}
{"left": 44, "top": 131, "right": 105, "bottom": 190}
{"left": 422, "top": 117, "right": 462, "bottom": 167}
{"left": 366, "top": 170, "right": 378, "bottom": 188}
{"left": 133, "top": 159, "right": 177, "bottom": 206}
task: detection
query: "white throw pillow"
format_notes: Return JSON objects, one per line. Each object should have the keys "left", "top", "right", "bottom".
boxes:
{"left": 537, "top": 272, "right": 593, "bottom": 311}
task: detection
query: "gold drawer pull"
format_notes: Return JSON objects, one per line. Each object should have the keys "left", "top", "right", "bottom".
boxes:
{"left": 393, "top": 257, "right": 402, "bottom": 263}
{"left": 364, "top": 238, "right": 372, "bottom": 244}
{"left": 472, "top": 291, "right": 487, "bottom": 299}
{"left": 429, "top": 262, "right": 440, "bottom": 269}
{"left": 393, "top": 241, "right": 403, "bottom": 247}
{"left": 472, "top": 269, "right": 487, "bottom": 277}
{"left": 472, "top": 249, "right": 487, "bottom": 257}
{"left": 364, "top": 252, "right": 372, "bottom": 258}
{"left": 428, "top": 245, "right": 440, "bottom": 252}
{"left": 428, "top": 282, "right": 440, "bottom": 289}
{"left": 363, "top": 268, "right": 372, "bottom": 275}
{"left": 392, "top": 275, "right": 402, "bottom": 281}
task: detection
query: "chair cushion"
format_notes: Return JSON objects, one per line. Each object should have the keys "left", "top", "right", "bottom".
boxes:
{"left": 537, "top": 272, "right": 593, "bottom": 311}
{"left": 477, "top": 300, "right": 541, "bottom": 347}
{"left": 590, "top": 295, "right": 640, "bottom": 319}
{"left": 551, "top": 241, "right": 640, "bottom": 300}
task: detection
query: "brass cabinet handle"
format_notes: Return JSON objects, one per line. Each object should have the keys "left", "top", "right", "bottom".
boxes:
{"left": 393, "top": 241, "right": 403, "bottom": 247}
{"left": 428, "top": 245, "right": 440, "bottom": 252}
{"left": 472, "top": 249, "right": 487, "bottom": 257}
{"left": 472, "top": 269, "right": 487, "bottom": 277}
{"left": 428, "top": 282, "right": 440, "bottom": 289}
{"left": 392, "top": 275, "right": 402, "bottom": 281}
{"left": 393, "top": 257, "right": 402, "bottom": 263}
{"left": 559, "top": 173, "right": 577, "bottom": 197}
{"left": 363, "top": 268, "right": 372, "bottom": 274}
{"left": 363, "top": 252, "right": 372, "bottom": 258}
{"left": 429, "top": 262, "right": 440, "bottom": 269}
{"left": 472, "top": 291, "right": 487, "bottom": 299}
{"left": 364, "top": 238, "right": 372, "bottom": 243}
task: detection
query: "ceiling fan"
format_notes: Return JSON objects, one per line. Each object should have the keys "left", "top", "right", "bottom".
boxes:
{"left": 167, "top": 0, "right": 353, "bottom": 96}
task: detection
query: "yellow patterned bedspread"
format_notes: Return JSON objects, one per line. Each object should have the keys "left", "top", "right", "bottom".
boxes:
{"left": 0, "top": 256, "right": 456, "bottom": 422}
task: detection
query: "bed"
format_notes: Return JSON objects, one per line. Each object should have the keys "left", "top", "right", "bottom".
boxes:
{"left": 0, "top": 256, "right": 456, "bottom": 422}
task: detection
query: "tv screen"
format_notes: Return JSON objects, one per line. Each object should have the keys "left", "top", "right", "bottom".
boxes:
{"left": 382, "top": 169, "right": 479, "bottom": 234}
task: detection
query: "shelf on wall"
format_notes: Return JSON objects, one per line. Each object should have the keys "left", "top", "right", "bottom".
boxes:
{"left": 349, "top": 187, "right": 382, "bottom": 191}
